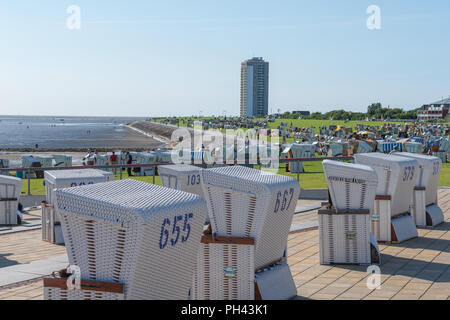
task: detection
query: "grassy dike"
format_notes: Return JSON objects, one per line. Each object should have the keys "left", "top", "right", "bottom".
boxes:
{"left": 19, "top": 161, "right": 450, "bottom": 195}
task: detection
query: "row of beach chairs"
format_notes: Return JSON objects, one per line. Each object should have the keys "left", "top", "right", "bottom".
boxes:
{"left": 42, "top": 165, "right": 300, "bottom": 300}
{"left": 2, "top": 149, "right": 438, "bottom": 300}
{"left": 320, "top": 152, "right": 443, "bottom": 265}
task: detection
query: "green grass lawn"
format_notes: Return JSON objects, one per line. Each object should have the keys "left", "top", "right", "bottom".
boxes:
{"left": 155, "top": 117, "right": 413, "bottom": 144}
{"left": 156, "top": 117, "right": 410, "bottom": 132}
{"left": 20, "top": 171, "right": 163, "bottom": 196}
{"left": 19, "top": 162, "right": 450, "bottom": 195}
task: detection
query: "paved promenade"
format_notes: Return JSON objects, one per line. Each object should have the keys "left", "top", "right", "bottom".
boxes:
{"left": 0, "top": 191, "right": 448, "bottom": 300}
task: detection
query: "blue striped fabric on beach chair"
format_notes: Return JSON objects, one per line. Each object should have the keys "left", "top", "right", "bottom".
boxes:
{"left": 191, "top": 151, "right": 205, "bottom": 164}
{"left": 378, "top": 141, "right": 403, "bottom": 153}
{"left": 412, "top": 137, "right": 425, "bottom": 145}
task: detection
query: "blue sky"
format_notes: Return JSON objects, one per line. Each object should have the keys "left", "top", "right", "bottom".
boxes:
{"left": 0, "top": 0, "right": 449, "bottom": 117}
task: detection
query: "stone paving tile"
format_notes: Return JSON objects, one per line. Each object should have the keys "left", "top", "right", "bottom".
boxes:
{"left": 1, "top": 189, "right": 449, "bottom": 300}
{"left": 0, "top": 229, "right": 66, "bottom": 268}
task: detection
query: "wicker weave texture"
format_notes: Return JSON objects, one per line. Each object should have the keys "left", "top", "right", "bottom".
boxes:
{"left": 354, "top": 153, "right": 418, "bottom": 216}
{"left": 404, "top": 142, "right": 423, "bottom": 153}
{"left": 44, "top": 287, "right": 124, "bottom": 300}
{"left": 371, "top": 199, "right": 392, "bottom": 242}
{"left": 432, "top": 151, "right": 446, "bottom": 163}
{"left": 329, "top": 143, "right": 344, "bottom": 156}
{"left": 35, "top": 156, "right": 53, "bottom": 168}
{"left": 53, "top": 155, "right": 72, "bottom": 167}
{"left": 192, "top": 242, "right": 255, "bottom": 300}
{"left": 201, "top": 166, "right": 300, "bottom": 269}
{"left": 357, "top": 141, "right": 372, "bottom": 154}
{"left": 395, "top": 153, "right": 441, "bottom": 206}
{"left": 155, "top": 150, "right": 173, "bottom": 163}
{"left": 411, "top": 190, "right": 427, "bottom": 226}
{"left": 159, "top": 164, "right": 205, "bottom": 198}
{"left": 42, "top": 205, "right": 55, "bottom": 243}
{"left": 0, "top": 175, "right": 22, "bottom": 225}
{"left": 291, "top": 143, "right": 315, "bottom": 172}
{"left": 323, "top": 160, "right": 378, "bottom": 211}
{"left": 319, "top": 213, "right": 371, "bottom": 264}
{"left": 254, "top": 262, "right": 297, "bottom": 300}
{"left": 55, "top": 179, "right": 206, "bottom": 300}
{"left": 134, "top": 152, "right": 156, "bottom": 176}
{"left": 44, "top": 169, "right": 108, "bottom": 205}
{"left": 94, "top": 155, "right": 109, "bottom": 166}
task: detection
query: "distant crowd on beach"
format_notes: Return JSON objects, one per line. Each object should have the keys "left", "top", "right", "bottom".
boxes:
{"left": 82, "top": 149, "right": 159, "bottom": 176}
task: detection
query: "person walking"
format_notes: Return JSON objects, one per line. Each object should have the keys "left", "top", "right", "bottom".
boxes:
{"left": 126, "top": 152, "right": 133, "bottom": 176}
{"left": 109, "top": 151, "right": 118, "bottom": 174}
{"left": 93, "top": 149, "right": 98, "bottom": 164}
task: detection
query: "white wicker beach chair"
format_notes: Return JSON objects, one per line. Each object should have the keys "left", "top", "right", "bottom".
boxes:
{"left": 193, "top": 166, "right": 300, "bottom": 300}
{"left": 0, "top": 159, "right": 9, "bottom": 168}
{"left": 323, "top": 160, "right": 378, "bottom": 211}
{"left": 53, "top": 155, "right": 72, "bottom": 167}
{"left": 412, "top": 137, "right": 425, "bottom": 145}
{"left": 21, "top": 156, "right": 36, "bottom": 168}
{"left": 0, "top": 159, "right": 10, "bottom": 176}
{"left": 158, "top": 164, "right": 204, "bottom": 198}
{"left": 158, "top": 164, "right": 208, "bottom": 223}
{"left": 404, "top": 142, "right": 423, "bottom": 154}
{"left": 99, "top": 171, "right": 115, "bottom": 182}
{"left": 135, "top": 152, "right": 156, "bottom": 176}
{"left": 55, "top": 179, "right": 206, "bottom": 300}
{"left": 432, "top": 151, "right": 446, "bottom": 163}
{"left": 43, "top": 169, "right": 110, "bottom": 244}
{"left": 0, "top": 175, "right": 22, "bottom": 225}
{"left": 35, "top": 156, "right": 53, "bottom": 168}
{"left": 328, "top": 143, "right": 344, "bottom": 156}
{"left": 357, "top": 141, "right": 372, "bottom": 154}
{"left": 155, "top": 150, "right": 173, "bottom": 164}
{"left": 290, "top": 143, "right": 315, "bottom": 173}
{"left": 95, "top": 155, "right": 110, "bottom": 166}
{"left": 439, "top": 138, "right": 450, "bottom": 153}
{"left": 44, "top": 270, "right": 124, "bottom": 300}
{"left": 395, "top": 153, "right": 443, "bottom": 226}
{"left": 44, "top": 169, "right": 108, "bottom": 207}
{"left": 377, "top": 141, "right": 403, "bottom": 153}
{"left": 354, "top": 153, "right": 419, "bottom": 242}
{"left": 321, "top": 160, "right": 379, "bottom": 265}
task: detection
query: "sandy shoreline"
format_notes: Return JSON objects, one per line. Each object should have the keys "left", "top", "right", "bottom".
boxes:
{"left": 0, "top": 121, "right": 175, "bottom": 165}
{"left": 0, "top": 124, "right": 169, "bottom": 153}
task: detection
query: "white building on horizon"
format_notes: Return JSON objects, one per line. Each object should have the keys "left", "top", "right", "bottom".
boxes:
{"left": 240, "top": 57, "right": 269, "bottom": 118}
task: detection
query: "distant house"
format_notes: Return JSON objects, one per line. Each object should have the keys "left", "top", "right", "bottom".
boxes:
{"left": 293, "top": 111, "right": 311, "bottom": 116}
{"left": 417, "top": 97, "right": 450, "bottom": 120}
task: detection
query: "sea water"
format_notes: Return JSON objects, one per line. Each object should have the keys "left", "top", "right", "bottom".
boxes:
{"left": 0, "top": 115, "right": 147, "bottom": 149}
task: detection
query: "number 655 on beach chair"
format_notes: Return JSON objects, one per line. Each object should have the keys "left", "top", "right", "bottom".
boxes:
{"left": 53, "top": 179, "right": 206, "bottom": 300}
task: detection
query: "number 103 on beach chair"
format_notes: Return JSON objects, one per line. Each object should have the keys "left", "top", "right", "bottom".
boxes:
{"left": 192, "top": 166, "right": 300, "bottom": 300}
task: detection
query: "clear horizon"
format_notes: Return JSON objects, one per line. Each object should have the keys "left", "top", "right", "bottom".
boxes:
{"left": 1, "top": 0, "right": 449, "bottom": 117}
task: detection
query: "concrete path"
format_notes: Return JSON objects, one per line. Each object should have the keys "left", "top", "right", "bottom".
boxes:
{"left": 0, "top": 191, "right": 448, "bottom": 300}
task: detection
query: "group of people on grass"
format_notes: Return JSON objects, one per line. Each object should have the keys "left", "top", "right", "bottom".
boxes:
{"left": 83, "top": 149, "right": 135, "bottom": 176}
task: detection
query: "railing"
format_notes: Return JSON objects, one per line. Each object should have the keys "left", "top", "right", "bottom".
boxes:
{"left": 1, "top": 156, "right": 353, "bottom": 195}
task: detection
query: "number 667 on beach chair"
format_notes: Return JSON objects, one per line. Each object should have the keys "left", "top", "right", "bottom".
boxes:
{"left": 192, "top": 166, "right": 300, "bottom": 300}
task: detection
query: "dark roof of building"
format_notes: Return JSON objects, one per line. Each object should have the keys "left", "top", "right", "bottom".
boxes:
{"left": 431, "top": 97, "right": 450, "bottom": 105}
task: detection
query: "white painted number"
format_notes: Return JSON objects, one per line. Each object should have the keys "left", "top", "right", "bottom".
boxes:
{"left": 366, "top": 5, "right": 381, "bottom": 30}
{"left": 366, "top": 265, "right": 381, "bottom": 290}
{"left": 67, "top": 5, "right": 81, "bottom": 30}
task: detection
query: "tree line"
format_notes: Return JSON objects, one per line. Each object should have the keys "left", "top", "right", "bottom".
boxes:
{"left": 280, "top": 103, "right": 418, "bottom": 121}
